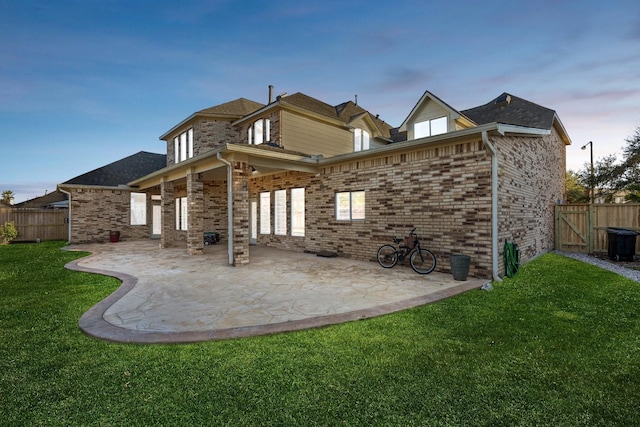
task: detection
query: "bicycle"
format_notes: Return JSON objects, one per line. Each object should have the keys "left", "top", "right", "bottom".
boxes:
{"left": 376, "top": 228, "right": 436, "bottom": 274}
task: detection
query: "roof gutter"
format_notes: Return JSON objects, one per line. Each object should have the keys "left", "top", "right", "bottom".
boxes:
{"left": 217, "top": 152, "right": 234, "bottom": 265}
{"left": 482, "top": 131, "right": 502, "bottom": 282}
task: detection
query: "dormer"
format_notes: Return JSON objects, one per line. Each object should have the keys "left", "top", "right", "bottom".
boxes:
{"left": 346, "top": 110, "right": 390, "bottom": 152}
{"left": 398, "top": 91, "right": 476, "bottom": 140}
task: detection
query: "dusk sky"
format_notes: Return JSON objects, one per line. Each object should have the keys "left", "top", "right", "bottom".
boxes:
{"left": 2, "top": 0, "right": 639, "bottom": 203}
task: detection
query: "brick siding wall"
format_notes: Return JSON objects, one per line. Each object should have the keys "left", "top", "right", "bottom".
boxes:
{"left": 68, "top": 188, "right": 150, "bottom": 243}
{"left": 195, "top": 119, "right": 240, "bottom": 153}
{"left": 249, "top": 138, "right": 494, "bottom": 278}
{"left": 494, "top": 129, "right": 566, "bottom": 271}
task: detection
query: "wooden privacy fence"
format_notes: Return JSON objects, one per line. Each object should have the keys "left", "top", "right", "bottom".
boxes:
{"left": 555, "top": 204, "right": 640, "bottom": 254}
{"left": 0, "top": 207, "right": 68, "bottom": 242}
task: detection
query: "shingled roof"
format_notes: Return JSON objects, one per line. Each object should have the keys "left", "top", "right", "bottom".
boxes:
{"left": 197, "top": 98, "right": 265, "bottom": 117}
{"left": 280, "top": 93, "right": 393, "bottom": 139}
{"left": 62, "top": 151, "right": 167, "bottom": 186}
{"left": 14, "top": 190, "right": 67, "bottom": 208}
{"left": 461, "top": 93, "right": 556, "bottom": 130}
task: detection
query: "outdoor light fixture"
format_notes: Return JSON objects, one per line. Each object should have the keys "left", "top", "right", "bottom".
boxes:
{"left": 581, "top": 141, "right": 594, "bottom": 204}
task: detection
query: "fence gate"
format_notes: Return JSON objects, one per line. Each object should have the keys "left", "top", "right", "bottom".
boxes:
{"left": 555, "top": 204, "right": 590, "bottom": 253}
{"left": 555, "top": 204, "right": 640, "bottom": 254}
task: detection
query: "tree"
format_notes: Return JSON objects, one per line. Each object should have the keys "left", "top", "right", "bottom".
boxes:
{"left": 0, "top": 222, "right": 18, "bottom": 244}
{"left": 576, "top": 127, "right": 640, "bottom": 203}
{"left": 1, "top": 190, "right": 14, "bottom": 204}
{"left": 565, "top": 170, "right": 589, "bottom": 203}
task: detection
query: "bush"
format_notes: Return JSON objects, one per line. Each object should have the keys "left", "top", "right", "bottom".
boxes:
{"left": 0, "top": 221, "right": 18, "bottom": 244}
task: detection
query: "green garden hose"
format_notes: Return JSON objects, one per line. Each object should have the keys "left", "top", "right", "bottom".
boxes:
{"left": 504, "top": 240, "right": 520, "bottom": 278}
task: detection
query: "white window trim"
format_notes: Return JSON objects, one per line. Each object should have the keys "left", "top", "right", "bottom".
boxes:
{"left": 414, "top": 116, "right": 448, "bottom": 138}
{"left": 175, "top": 197, "right": 188, "bottom": 231}
{"left": 259, "top": 192, "right": 271, "bottom": 234}
{"left": 248, "top": 118, "right": 271, "bottom": 145}
{"left": 174, "top": 128, "right": 194, "bottom": 163}
{"left": 274, "top": 189, "right": 287, "bottom": 236}
{"left": 291, "top": 188, "right": 305, "bottom": 237}
{"left": 335, "top": 191, "right": 365, "bottom": 221}
{"left": 354, "top": 128, "right": 370, "bottom": 152}
{"left": 130, "top": 192, "right": 147, "bottom": 225}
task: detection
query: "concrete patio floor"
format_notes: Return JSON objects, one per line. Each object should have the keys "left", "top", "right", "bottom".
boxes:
{"left": 65, "top": 240, "right": 487, "bottom": 344}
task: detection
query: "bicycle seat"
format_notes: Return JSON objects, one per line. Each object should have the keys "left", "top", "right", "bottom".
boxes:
{"left": 393, "top": 237, "right": 403, "bottom": 244}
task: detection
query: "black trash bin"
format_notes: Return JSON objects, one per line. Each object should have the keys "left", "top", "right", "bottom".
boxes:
{"left": 204, "top": 231, "right": 220, "bottom": 245}
{"left": 606, "top": 227, "right": 638, "bottom": 261}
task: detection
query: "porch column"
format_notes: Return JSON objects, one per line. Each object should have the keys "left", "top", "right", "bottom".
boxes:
{"left": 186, "top": 169, "right": 204, "bottom": 255}
{"left": 160, "top": 178, "right": 175, "bottom": 248}
{"left": 232, "top": 161, "right": 250, "bottom": 265}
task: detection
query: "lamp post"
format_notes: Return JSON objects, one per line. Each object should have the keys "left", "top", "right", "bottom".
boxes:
{"left": 581, "top": 141, "right": 594, "bottom": 204}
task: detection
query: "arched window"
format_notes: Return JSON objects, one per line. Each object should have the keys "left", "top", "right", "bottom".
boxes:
{"left": 354, "top": 128, "right": 370, "bottom": 152}
{"left": 248, "top": 119, "right": 271, "bottom": 145}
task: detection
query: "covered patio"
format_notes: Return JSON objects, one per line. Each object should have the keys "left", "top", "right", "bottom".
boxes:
{"left": 65, "top": 240, "right": 487, "bottom": 343}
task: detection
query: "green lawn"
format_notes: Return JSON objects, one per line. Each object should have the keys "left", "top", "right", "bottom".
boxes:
{"left": 2, "top": 241, "right": 640, "bottom": 426}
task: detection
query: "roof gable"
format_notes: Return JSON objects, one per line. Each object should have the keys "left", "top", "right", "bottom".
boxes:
{"left": 62, "top": 151, "right": 167, "bottom": 187}
{"left": 399, "top": 91, "right": 468, "bottom": 132}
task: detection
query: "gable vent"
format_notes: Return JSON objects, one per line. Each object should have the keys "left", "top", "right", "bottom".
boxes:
{"left": 495, "top": 93, "right": 511, "bottom": 107}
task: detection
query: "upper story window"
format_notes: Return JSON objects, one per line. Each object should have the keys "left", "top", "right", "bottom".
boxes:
{"left": 414, "top": 116, "right": 447, "bottom": 139}
{"left": 354, "top": 128, "right": 370, "bottom": 152}
{"left": 174, "top": 128, "right": 194, "bottom": 164}
{"left": 248, "top": 118, "right": 271, "bottom": 145}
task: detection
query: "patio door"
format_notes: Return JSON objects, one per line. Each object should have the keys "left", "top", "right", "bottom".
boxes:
{"left": 249, "top": 200, "right": 257, "bottom": 245}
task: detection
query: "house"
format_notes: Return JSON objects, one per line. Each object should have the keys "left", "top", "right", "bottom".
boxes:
{"left": 58, "top": 89, "right": 570, "bottom": 279}
{"left": 58, "top": 151, "right": 167, "bottom": 242}
{"left": 14, "top": 190, "right": 68, "bottom": 209}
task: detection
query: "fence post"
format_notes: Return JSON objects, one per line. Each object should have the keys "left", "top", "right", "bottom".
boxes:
{"left": 587, "top": 204, "right": 594, "bottom": 254}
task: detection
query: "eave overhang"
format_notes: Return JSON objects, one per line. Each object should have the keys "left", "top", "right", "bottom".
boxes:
{"left": 159, "top": 112, "right": 246, "bottom": 141}
{"left": 128, "top": 144, "right": 319, "bottom": 190}
{"left": 133, "top": 122, "right": 558, "bottom": 190}
{"left": 233, "top": 100, "right": 349, "bottom": 129}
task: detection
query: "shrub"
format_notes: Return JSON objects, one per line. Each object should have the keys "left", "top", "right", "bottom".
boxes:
{"left": 0, "top": 221, "right": 18, "bottom": 244}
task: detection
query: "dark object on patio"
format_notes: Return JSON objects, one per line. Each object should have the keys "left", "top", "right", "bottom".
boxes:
{"left": 109, "top": 231, "right": 120, "bottom": 243}
{"left": 317, "top": 251, "right": 338, "bottom": 257}
{"left": 606, "top": 227, "right": 638, "bottom": 261}
{"left": 450, "top": 254, "right": 471, "bottom": 281}
{"left": 204, "top": 232, "right": 220, "bottom": 245}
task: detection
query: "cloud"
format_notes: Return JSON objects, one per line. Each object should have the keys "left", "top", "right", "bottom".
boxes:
{"left": 373, "top": 68, "right": 435, "bottom": 92}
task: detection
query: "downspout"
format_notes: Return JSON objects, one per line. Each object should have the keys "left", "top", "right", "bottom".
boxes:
{"left": 482, "top": 131, "right": 502, "bottom": 282}
{"left": 217, "top": 152, "right": 234, "bottom": 265}
{"left": 59, "top": 187, "right": 72, "bottom": 244}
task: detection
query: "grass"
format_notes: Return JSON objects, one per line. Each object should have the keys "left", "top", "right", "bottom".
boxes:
{"left": 2, "top": 241, "right": 640, "bottom": 426}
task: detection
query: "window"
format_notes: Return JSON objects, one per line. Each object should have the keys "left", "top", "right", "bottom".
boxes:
{"left": 336, "top": 191, "right": 365, "bottom": 221}
{"left": 354, "top": 128, "right": 370, "bottom": 152}
{"left": 248, "top": 118, "right": 271, "bottom": 145}
{"left": 130, "top": 192, "right": 146, "bottom": 225}
{"left": 259, "top": 192, "right": 271, "bottom": 234}
{"left": 174, "top": 128, "right": 194, "bottom": 163}
{"left": 274, "top": 190, "right": 286, "bottom": 235}
{"left": 291, "top": 188, "right": 305, "bottom": 237}
{"left": 175, "top": 197, "right": 188, "bottom": 230}
{"left": 414, "top": 116, "right": 447, "bottom": 138}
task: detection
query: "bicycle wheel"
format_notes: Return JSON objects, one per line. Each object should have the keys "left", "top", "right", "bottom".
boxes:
{"left": 377, "top": 245, "right": 398, "bottom": 268}
{"left": 410, "top": 248, "right": 436, "bottom": 274}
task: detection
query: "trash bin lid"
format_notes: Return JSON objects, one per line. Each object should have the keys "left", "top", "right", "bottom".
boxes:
{"left": 606, "top": 227, "right": 639, "bottom": 235}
